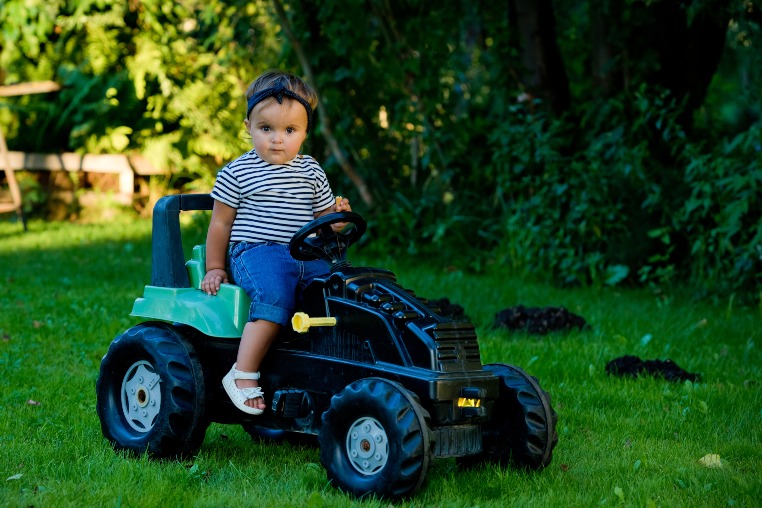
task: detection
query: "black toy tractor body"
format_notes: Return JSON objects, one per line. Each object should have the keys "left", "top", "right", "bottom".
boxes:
{"left": 96, "top": 194, "right": 558, "bottom": 499}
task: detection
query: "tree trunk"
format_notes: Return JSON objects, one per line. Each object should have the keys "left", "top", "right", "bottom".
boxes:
{"left": 589, "top": 0, "right": 623, "bottom": 96}
{"left": 510, "top": 0, "right": 571, "bottom": 115}
{"left": 621, "top": 0, "right": 732, "bottom": 129}
{"left": 680, "top": 0, "right": 732, "bottom": 123}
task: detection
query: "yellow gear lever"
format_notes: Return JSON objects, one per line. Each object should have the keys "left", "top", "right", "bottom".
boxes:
{"left": 291, "top": 312, "right": 337, "bottom": 333}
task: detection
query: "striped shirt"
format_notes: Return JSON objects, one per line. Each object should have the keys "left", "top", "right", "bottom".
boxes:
{"left": 211, "top": 150, "right": 335, "bottom": 244}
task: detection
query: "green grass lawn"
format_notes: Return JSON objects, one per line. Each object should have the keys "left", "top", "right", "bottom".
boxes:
{"left": 1, "top": 216, "right": 760, "bottom": 507}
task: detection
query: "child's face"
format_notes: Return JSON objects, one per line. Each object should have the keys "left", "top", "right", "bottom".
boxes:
{"left": 245, "top": 99, "right": 309, "bottom": 165}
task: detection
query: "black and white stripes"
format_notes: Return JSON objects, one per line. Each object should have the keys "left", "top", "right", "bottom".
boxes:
{"left": 211, "top": 150, "right": 334, "bottom": 244}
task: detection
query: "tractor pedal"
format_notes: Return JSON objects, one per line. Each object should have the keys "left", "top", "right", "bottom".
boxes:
{"left": 271, "top": 390, "right": 310, "bottom": 419}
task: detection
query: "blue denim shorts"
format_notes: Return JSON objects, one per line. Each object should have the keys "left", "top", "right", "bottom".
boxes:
{"left": 228, "top": 242, "right": 331, "bottom": 326}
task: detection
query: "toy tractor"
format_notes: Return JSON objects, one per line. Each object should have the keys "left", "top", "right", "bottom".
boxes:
{"left": 96, "top": 194, "right": 558, "bottom": 499}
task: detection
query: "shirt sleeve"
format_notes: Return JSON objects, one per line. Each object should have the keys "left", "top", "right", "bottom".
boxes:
{"left": 210, "top": 164, "right": 241, "bottom": 209}
{"left": 310, "top": 158, "right": 335, "bottom": 214}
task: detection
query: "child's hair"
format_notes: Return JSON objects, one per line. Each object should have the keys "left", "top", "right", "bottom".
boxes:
{"left": 245, "top": 71, "right": 318, "bottom": 111}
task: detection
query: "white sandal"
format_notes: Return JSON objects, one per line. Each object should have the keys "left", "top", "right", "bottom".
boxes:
{"left": 222, "top": 363, "right": 265, "bottom": 415}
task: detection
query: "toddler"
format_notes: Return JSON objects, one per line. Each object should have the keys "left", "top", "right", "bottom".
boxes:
{"left": 201, "top": 70, "right": 350, "bottom": 414}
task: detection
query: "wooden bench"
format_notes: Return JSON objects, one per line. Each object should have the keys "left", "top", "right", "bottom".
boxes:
{"left": 1, "top": 81, "right": 164, "bottom": 222}
{"left": 2, "top": 150, "right": 165, "bottom": 202}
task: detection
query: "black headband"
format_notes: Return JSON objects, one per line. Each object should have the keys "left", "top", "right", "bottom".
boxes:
{"left": 246, "top": 84, "right": 314, "bottom": 133}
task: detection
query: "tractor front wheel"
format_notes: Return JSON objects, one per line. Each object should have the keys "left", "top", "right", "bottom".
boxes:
{"left": 460, "top": 363, "right": 558, "bottom": 470}
{"left": 319, "top": 378, "right": 432, "bottom": 499}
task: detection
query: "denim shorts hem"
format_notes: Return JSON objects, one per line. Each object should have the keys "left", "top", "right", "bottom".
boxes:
{"left": 248, "top": 302, "right": 291, "bottom": 327}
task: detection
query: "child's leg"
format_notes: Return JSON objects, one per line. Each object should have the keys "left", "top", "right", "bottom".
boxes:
{"left": 234, "top": 319, "right": 280, "bottom": 411}
{"left": 225, "top": 243, "right": 300, "bottom": 413}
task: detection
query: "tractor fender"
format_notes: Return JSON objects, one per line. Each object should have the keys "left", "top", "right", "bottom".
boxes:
{"left": 131, "top": 283, "right": 249, "bottom": 338}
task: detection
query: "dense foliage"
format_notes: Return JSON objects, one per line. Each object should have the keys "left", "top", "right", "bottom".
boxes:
{"left": 1, "top": 0, "right": 760, "bottom": 301}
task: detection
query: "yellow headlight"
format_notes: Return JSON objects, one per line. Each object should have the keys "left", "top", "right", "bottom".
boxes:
{"left": 457, "top": 397, "right": 481, "bottom": 408}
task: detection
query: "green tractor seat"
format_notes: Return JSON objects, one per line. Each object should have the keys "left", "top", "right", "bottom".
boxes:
{"left": 131, "top": 244, "right": 250, "bottom": 338}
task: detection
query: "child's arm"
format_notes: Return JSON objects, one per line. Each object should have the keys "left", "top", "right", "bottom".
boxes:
{"left": 202, "top": 201, "right": 236, "bottom": 295}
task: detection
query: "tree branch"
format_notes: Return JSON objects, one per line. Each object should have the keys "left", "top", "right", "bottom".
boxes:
{"left": 271, "top": 0, "right": 374, "bottom": 207}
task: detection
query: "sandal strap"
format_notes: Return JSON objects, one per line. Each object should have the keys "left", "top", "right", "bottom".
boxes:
{"left": 231, "top": 363, "right": 260, "bottom": 380}
{"left": 240, "top": 386, "right": 264, "bottom": 400}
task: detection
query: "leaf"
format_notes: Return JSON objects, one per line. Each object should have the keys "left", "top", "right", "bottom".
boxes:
{"left": 604, "top": 264, "right": 630, "bottom": 286}
{"left": 614, "top": 486, "right": 625, "bottom": 503}
{"left": 6, "top": 474, "right": 23, "bottom": 481}
{"left": 27, "top": 400, "right": 41, "bottom": 406}
{"left": 698, "top": 454, "right": 723, "bottom": 468}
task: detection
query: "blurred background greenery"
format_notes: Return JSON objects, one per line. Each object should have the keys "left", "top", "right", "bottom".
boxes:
{"left": 0, "top": 0, "right": 760, "bottom": 302}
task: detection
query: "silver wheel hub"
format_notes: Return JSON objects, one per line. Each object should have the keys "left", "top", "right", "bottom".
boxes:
{"left": 346, "top": 416, "right": 388, "bottom": 475}
{"left": 121, "top": 360, "right": 161, "bottom": 433}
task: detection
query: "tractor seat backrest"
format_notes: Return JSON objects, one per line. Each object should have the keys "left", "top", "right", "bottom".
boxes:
{"left": 185, "top": 245, "right": 208, "bottom": 289}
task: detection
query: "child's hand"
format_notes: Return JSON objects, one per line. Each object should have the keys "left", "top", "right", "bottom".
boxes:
{"left": 332, "top": 196, "right": 351, "bottom": 232}
{"left": 333, "top": 196, "right": 351, "bottom": 212}
{"left": 202, "top": 269, "right": 228, "bottom": 295}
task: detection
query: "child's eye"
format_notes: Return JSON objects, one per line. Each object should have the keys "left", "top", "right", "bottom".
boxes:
{"left": 286, "top": 127, "right": 295, "bottom": 134}
{"left": 261, "top": 126, "right": 271, "bottom": 132}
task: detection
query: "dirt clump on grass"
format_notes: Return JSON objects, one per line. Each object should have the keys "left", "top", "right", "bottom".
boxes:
{"left": 493, "top": 305, "right": 588, "bottom": 334}
{"left": 605, "top": 355, "right": 700, "bottom": 382}
{"left": 429, "top": 297, "right": 468, "bottom": 321}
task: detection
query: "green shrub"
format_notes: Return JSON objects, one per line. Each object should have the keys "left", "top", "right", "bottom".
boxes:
{"left": 676, "top": 124, "right": 762, "bottom": 300}
{"left": 367, "top": 87, "right": 760, "bottom": 304}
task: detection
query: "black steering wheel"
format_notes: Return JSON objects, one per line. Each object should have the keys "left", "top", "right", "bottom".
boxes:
{"left": 289, "top": 212, "right": 367, "bottom": 266}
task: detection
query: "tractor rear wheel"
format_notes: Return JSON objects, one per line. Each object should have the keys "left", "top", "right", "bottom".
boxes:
{"left": 96, "top": 322, "right": 207, "bottom": 458}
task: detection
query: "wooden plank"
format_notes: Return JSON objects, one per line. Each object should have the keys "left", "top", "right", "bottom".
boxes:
{"left": 0, "top": 81, "right": 61, "bottom": 97}
{"left": 2, "top": 151, "right": 167, "bottom": 199}
{"left": 5, "top": 151, "right": 164, "bottom": 176}
{"left": 7, "top": 151, "right": 130, "bottom": 173}
{"left": 127, "top": 154, "right": 167, "bottom": 176}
